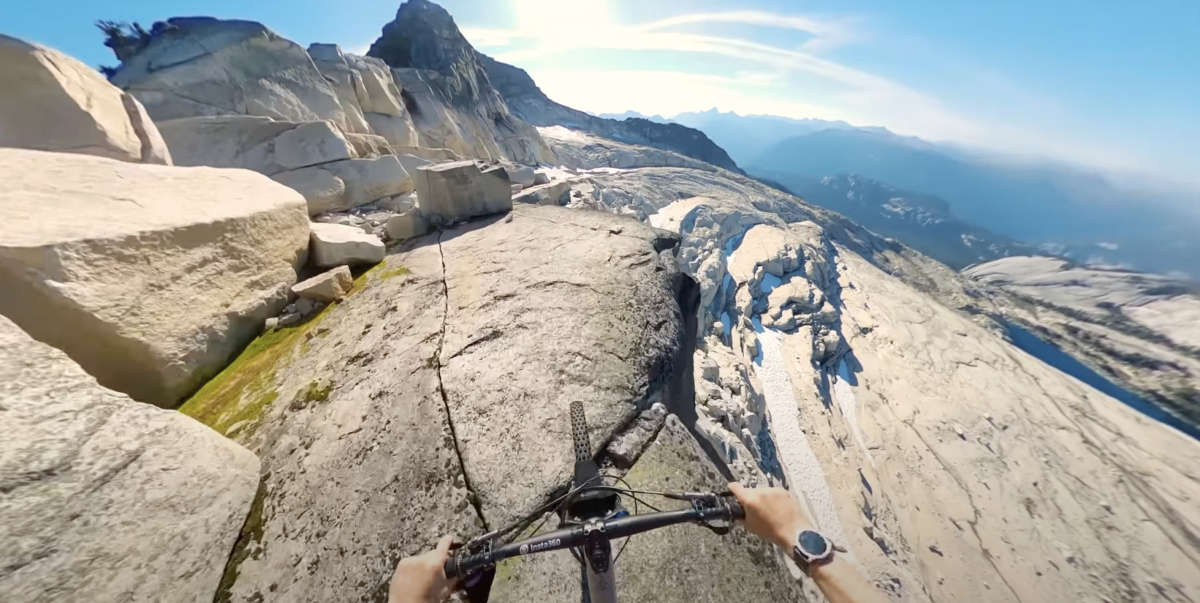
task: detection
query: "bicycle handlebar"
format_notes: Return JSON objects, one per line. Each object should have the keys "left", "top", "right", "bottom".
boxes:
{"left": 444, "top": 498, "right": 744, "bottom": 580}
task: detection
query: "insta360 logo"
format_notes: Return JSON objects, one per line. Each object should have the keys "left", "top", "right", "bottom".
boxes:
{"left": 519, "top": 538, "right": 561, "bottom": 556}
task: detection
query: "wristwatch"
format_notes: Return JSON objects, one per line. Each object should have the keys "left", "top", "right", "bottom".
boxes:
{"left": 792, "top": 529, "right": 836, "bottom": 574}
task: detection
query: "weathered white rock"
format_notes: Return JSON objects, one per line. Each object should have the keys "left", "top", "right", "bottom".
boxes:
{"left": 0, "top": 315, "right": 260, "bottom": 603}
{"left": 396, "top": 153, "right": 432, "bottom": 177}
{"left": 394, "top": 145, "right": 463, "bottom": 163}
{"left": 309, "top": 222, "right": 385, "bottom": 268}
{"left": 157, "top": 115, "right": 297, "bottom": 174}
{"left": 365, "top": 111, "right": 419, "bottom": 147}
{"left": 271, "top": 166, "right": 347, "bottom": 215}
{"left": 291, "top": 266, "right": 353, "bottom": 303}
{"left": 532, "top": 169, "right": 551, "bottom": 185}
{"left": 0, "top": 34, "right": 171, "bottom": 164}
{"left": 322, "top": 156, "right": 414, "bottom": 211}
{"left": 506, "top": 164, "right": 537, "bottom": 187}
{"left": 378, "top": 192, "right": 417, "bottom": 212}
{"left": 345, "top": 132, "right": 394, "bottom": 158}
{"left": 514, "top": 180, "right": 571, "bottom": 206}
{"left": 413, "top": 160, "right": 512, "bottom": 225}
{"left": 385, "top": 209, "right": 430, "bottom": 242}
{"left": 273, "top": 121, "right": 354, "bottom": 169}
{"left": 112, "top": 18, "right": 348, "bottom": 128}
{"left": 0, "top": 148, "right": 309, "bottom": 405}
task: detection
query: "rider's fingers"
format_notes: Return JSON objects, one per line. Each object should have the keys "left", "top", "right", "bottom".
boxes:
{"left": 727, "top": 482, "right": 746, "bottom": 498}
{"left": 434, "top": 534, "right": 455, "bottom": 558}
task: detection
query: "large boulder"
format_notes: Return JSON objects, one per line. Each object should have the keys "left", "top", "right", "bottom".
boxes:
{"left": 0, "top": 148, "right": 310, "bottom": 406}
{"left": 291, "top": 265, "right": 353, "bottom": 303}
{"left": 160, "top": 117, "right": 409, "bottom": 214}
{"left": 272, "top": 121, "right": 354, "bottom": 169}
{"left": 272, "top": 166, "right": 347, "bottom": 215}
{"left": 0, "top": 34, "right": 171, "bottom": 164}
{"left": 322, "top": 155, "right": 413, "bottom": 210}
{"left": 0, "top": 315, "right": 260, "bottom": 603}
{"left": 159, "top": 116, "right": 351, "bottom": 175}
{"left": 178, "top": 204, "right": 706, "bottom": 602}
{"left": 111, "top": 18, "right": 348, "bottom": 128}
{"left": 414, "top": 160, "right": 512, "bottom": 224}
{"left": 309, "top": 222, "right": 386, "bottom": 267}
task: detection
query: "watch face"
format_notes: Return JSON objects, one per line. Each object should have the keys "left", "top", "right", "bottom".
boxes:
{"left": 799, "top": 530, "right": 831, "bottom": 558}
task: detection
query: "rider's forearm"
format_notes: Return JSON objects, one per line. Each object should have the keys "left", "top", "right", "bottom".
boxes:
{"left": 809, "top": 557, "right": 890, "bottom": 603}
{"left": 768, "top": 527, "right": 889, "bottom": 603}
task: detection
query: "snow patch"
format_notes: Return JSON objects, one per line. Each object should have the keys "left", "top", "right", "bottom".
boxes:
{"left": 760, "top": 273, "right": 782, "bottom": 296}
{"left": 752, "top": 320, "right": 850, "bottom": 550}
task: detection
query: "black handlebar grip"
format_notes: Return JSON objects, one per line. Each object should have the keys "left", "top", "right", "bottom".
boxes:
{"left": 443, "top": 557, "right": 460, "bottom": 581}
{"left": 726, "top": 499, "right": 746, "bottom": 520}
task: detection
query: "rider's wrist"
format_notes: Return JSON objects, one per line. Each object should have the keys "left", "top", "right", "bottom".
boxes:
{"left": 772, "top": 520, "right": 812, "bottom": 548}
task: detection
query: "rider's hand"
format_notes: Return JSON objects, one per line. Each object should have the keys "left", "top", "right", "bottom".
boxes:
{"left": 388, "top": 535, "right": 457, "bottom": 603}
{"left": 728, "top": 483, "right": 815, "bottom": 549}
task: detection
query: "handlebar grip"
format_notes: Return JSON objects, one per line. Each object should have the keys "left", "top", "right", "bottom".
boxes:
{"left": 726, "top": 499, "right": 746, "bottom": 520}
{"left": 443, "top": 558, "right": 460, "bottom": 581}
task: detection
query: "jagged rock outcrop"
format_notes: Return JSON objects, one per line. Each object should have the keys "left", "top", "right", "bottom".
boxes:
{"left": 0, "top": 315, "right": 259, "bottom": 603}
{"left": 0, "top": 148, "right": 310, "bottom": 406}
{"left": 413, "top": 160, "right": 511, "bottom": 225}
{"left": 307, "top": 43, "right": 419, "bottom": 145}
{"left": 366, "top": 0, "right": 555, "bottom": 165}
{"left": 481, "top": 53, "right": 742, "bottom": 172}
{"left": 558, "top": 146, "right": 1200, "bottom": 601}
{"left": 109, "top": 18, "right": 349, "bottom": 128}
{"left": 0, "top": 34, "right": 171, "bottom": 164}
{"left": 105, "top": 14, "right": 550, "bottom": 211}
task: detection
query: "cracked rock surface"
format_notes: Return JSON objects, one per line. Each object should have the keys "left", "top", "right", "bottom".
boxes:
{"left": 180, "top": 203, "right": 788, "bottom": 601}
{"left": 0, "top": 316, "right": 259, "bottom": 603}
{"left": 552, "top": 152, "right": 1200, "bottom": 602}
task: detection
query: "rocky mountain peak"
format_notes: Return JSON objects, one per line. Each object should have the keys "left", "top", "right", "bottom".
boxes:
{"left": 368, "top": 0, "right": 468, "bottom": 71}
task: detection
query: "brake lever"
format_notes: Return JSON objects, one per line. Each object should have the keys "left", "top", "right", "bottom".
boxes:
{"left": 689, "top": 494, "right": 736, "bottom": 535}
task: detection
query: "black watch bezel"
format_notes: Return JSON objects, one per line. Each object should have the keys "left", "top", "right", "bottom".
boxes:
{"left": 792, "top": 529, "right": 834, "bottom": 573}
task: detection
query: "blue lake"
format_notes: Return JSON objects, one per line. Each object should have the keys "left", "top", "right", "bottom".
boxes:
{"left": 1005, "top": 322, "right": 1200, "bottom": 441}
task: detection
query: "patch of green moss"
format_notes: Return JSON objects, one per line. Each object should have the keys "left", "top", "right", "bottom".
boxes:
{"left": 347, "top": 263, "right": 385, "bottom": 297}
{"left": 492, "top": 555, "right": 524, "bottom": 585}
{"left": 303, "top": 379, "right": 334, "bottom": 404}
{"left": 378, "top": 265, "right": 411, "bottom": 280}
{"left": 215, "top": 478, "right": 268, "bottom": 603}
{"left": 180, "top": 302, "right": 337, "bottom": 438}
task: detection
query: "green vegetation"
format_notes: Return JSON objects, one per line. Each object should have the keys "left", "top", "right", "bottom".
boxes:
{"left": 180, "top": 261, "right": 405, "bottom": 438}
{"left": 215, "top": 479, "right": 268, "bottom": 603}
{"left": 347, "top": 262, "right": 385, "bottom": 297}
{"left": 378, "top": 266, "right": 411, "bottom": 280}
{"left": 179, "top": 302, "right": 337, "bottom": 438}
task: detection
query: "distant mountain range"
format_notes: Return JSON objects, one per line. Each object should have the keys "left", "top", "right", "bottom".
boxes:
{"left": 761, "top": 173, "right": 1038, "bottom": 270}
{"left": 597, "top": 109, "right": 1200, "bottom": 277}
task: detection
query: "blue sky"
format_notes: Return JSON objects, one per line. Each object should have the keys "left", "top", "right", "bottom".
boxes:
{"left": 4, "top": 0, "right": 1199, "bottom": 183}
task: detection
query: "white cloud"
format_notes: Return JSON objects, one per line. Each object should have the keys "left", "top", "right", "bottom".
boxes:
{"left": 460, "top": 4, "right": 1153, "bottom": 175}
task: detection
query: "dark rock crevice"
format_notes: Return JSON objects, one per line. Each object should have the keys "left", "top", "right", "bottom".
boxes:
{"left": 434, "top": 230, "right": 489, "bottom": 531}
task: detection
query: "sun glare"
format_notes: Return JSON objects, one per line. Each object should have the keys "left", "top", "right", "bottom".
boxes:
{"left": 513, "top": 0, "right": 611, "bottom": 38}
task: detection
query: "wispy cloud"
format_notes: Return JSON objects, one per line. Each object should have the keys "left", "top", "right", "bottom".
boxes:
{"left": 461, "top": 5, "right": 1148, "bottom": 174}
